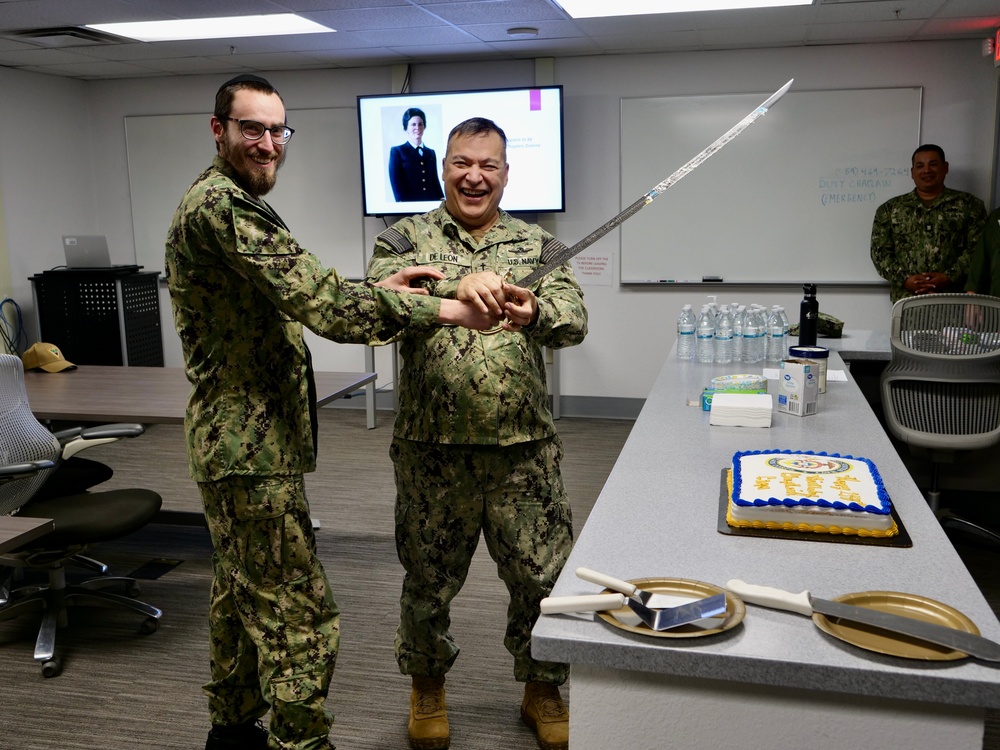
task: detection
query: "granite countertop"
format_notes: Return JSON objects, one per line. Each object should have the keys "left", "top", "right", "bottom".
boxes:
{"left": 821, "top": 329, "right": 891, "bottom": 360}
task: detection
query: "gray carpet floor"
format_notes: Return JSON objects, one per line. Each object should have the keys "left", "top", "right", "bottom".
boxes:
{"left": 0, "top": 410, "right": 631, "bottom": 750}
{"left": 1, "top": 408, "right": 998, "bottom": 749}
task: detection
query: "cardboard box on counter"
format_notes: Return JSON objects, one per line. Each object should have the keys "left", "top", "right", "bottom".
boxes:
{"left": 776, "top": 359, "right": 817, "bottom": 416}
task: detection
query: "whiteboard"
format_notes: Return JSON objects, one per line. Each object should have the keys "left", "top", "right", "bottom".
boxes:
{"left": 125, "top": 107, "right": 365, "bottom": 278}
{"left": 619, "top": 87, "right": 922, "bottom": 285}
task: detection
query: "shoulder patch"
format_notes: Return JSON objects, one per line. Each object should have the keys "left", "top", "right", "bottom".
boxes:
{"left": 379, "top": 226, "right": 415, "bottom": 256}
{"left": 541, "top": 237, "right": 568, "bottom": 265}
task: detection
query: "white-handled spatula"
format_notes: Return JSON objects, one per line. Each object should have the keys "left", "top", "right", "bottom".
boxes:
{"left": 541, "top": 591, "right": 727, "bottom": 631}
{"left": 576, "top": 567, "right": 685, "bottom": 609}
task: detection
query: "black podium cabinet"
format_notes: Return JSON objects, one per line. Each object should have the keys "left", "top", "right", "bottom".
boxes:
{"left": 30, "top": 269, "right": 164, "bottom": 367}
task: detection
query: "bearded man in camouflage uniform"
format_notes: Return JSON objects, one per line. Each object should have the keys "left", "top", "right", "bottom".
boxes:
{"left": 165, "top": 75, "right": 498, "bottom": 750}
{"left": 870, "top": 144, "right": 986, "bottom": 303}
{"left": 366, "top": 117, "right": 587, "bottom": 750}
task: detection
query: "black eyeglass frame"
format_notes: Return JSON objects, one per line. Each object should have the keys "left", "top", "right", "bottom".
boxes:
{"left": 226, "top": 117, "right": 295, "bottom": 144}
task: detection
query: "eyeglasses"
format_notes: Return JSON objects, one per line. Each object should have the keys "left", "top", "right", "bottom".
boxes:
{"left": 226, "top": 118, "right": 294, "bottom": 144}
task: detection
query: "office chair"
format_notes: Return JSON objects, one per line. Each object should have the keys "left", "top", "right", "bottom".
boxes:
{"left": 0, "top": 354, "right": 163, "bottom": 677}
{"left": 880, "top": 293, "right": 1000, "bottom": 546}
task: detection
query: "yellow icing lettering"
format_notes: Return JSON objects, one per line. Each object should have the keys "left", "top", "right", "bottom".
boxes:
{"left": 780, "top": 472, "right": 804, "bottom": 497}
{"left": 830, "top": 475, "right": 862, "bottom": 502}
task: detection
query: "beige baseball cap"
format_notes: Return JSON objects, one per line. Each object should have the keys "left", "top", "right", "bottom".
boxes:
{"left": 21, "top": 342, "right": 76, "bottom": 373}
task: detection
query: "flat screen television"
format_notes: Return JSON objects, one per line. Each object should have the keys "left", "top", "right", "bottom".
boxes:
{"left": 357, "top": 85, "right": 565, "bottom": 217}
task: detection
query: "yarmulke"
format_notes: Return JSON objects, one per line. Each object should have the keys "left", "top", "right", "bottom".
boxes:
{"left": 218, "top": 73, "right": 273, "bottom": 92}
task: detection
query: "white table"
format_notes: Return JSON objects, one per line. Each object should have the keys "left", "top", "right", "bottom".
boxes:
{"left": 532, "top": 346, "right": 1000, "bottom": 749}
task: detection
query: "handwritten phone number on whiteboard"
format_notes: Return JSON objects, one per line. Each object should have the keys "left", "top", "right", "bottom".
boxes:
{"left": 834, "top": 166, "right": 909, "bottom": 178}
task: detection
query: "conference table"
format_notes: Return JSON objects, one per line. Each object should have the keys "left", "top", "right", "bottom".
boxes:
{"left": 0, "top": 516, "right": 55, "bottom": 554}
{"left": 23, "top": 365, "right": 377, "bottom": 527}
{"left": 24, "top": 365, "right": 378, "bottom": 428}
{"left": 532, "top": 343, "right": 1000, "bottom": 749}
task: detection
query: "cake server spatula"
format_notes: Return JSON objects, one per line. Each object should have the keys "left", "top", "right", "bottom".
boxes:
{"left": 540, "top": 592, "right": 728, "bottom": 631}
{"left": 727, "top": 579, "right": 1000, "bottom": 662}
{"left": 576, "top": 567, "right": 684, "bottom": 609}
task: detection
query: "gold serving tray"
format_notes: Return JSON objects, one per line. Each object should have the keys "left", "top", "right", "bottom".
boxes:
{"left": 596, "top": 577, "right": 745, "bottom": 639}
{"left": 813, "top": 591, "right": 980, "bottom": 661}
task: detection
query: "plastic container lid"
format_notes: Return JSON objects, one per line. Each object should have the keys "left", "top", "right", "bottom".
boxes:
{"left": 787, "top": 345, "right": 829, "bottom": 359}
{"left": 710, "top": 374, "right": 767, "bottom": 391}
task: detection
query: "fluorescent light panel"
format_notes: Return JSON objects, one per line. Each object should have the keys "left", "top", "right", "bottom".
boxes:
{"left": 556, "top": 0, "right": 811, "bottom": 18}
{"left": 86, "top": 14, "right": 334, "bottom": 43}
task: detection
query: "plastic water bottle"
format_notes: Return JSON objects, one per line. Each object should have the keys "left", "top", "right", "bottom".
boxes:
{"left": 676, "top": 304, "right": 696, "bottom": 360}
{"left": 695, "top": 306, "right": 715, "bottom": 363}
{"left": 742, "top": 306, "right": 763, "bottom": 364}
{"left": 777, "top": 305, "right": 790, "bottom": 354}
{"left": 731, "top": 305, "right": 745, "bottom": 363}
{"left": 765, "top": 307, "right": 785, "bottom": 362}
{"left": 777, "top": 305, "right": 790, "bottom": 336}
{"left": 715, "top": 305, "right": 734, "bottom": 364}
{"left": 753, "top": 307, "right": 768, "bottom": 363}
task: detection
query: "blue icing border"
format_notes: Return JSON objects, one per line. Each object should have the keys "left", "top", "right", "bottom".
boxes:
{"left": 732, "top": 449, "right": 890, "bottom": 515}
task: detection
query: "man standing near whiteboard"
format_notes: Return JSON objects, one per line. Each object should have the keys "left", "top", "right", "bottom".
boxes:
{"left": 870, "top": 144, "right": 987, "bottom": 303}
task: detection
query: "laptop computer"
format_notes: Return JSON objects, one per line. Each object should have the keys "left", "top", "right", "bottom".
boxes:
{"left": 61, "top": 235, "right": 141, "bottom": 272}
{"left": 62, "top": 235, "right": 112, "bottom": 268}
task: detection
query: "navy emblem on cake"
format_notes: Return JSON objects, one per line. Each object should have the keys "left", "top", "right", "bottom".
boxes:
{"left": 766, "top": 456, "right": 851, "bottom": 474}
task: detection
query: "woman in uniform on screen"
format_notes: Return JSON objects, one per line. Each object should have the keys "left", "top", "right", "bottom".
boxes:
{"left": 388, "top": 108, "right": 444, "bottom": 202}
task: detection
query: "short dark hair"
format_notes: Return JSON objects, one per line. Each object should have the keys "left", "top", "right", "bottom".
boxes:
{"left": 446, "top": 117, "right": 508, "bottom": 162}
{"left": 402, "top": 108, "right": 427, "bottom": 130}
{"left": 912, "top": 144, "right": 945, "bottom": 164}
{"left": 214, "top": 73, "right": 284, "bottom": 121}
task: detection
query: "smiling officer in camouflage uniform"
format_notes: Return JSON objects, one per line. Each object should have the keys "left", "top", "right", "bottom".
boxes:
{"left": 870, "top": 144, "right": 986, "bottom": 303}
{"left": 366, "top": 117, "right": 587, "bottom": 750}
{"left": 165, "top": 76, "right": 498, "bottom": 750}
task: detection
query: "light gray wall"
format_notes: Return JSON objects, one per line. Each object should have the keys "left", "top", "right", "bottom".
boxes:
{"left": 0, "top": 41, "right": 996, "bottom": 404}
{"left": 0, "top": 67, "right": 97, "bottom": 299}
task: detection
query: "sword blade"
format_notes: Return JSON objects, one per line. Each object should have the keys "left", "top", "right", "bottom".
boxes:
{"left": 513, "top": 78, "right": 794, "bottom": 288}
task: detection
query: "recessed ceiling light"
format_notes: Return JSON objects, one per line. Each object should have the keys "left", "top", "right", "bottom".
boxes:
{"left": 86, "top": 14, "right": 334, "bottom": 43}
{"left": 507, "top": 27, "right": 540, "bottom": 39}
{"left": 554, "top": 0, "right": 811, "bottom": 18}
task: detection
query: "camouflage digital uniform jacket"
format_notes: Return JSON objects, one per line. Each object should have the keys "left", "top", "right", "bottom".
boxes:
{"left": 966, "top": 208, "right": 1000, "bottom": 297}
{"left": 366, "top": 206, "right": 587, "bottom": 445}
{"left": 870, "top": 187, "right": 987, "bottom": 303}
{"left": 166, "top": 156, "right": 443, "bottom": 482}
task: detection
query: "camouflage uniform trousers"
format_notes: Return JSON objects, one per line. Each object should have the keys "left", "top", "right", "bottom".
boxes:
{"left": 391, "top": 436, "right": 573, "bottom": 685}
{"left": 200, "top": 474, "right": 340, "bottom": 750}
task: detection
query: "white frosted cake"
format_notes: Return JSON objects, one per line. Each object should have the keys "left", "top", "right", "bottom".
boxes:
{"left": 726, "top": 450, "right": 898, "bottom": 537}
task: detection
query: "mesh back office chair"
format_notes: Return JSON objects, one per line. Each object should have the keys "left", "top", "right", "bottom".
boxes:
{"left": 0, "top": 354, "right": 163, "bottom": 677}
{"left": 880, "top": 293, "right": 1000, "bottom": 546}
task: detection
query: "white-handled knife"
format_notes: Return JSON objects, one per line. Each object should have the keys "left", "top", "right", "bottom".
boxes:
{"left": 727, "top": 579, "right": 1000, "bottom": 662}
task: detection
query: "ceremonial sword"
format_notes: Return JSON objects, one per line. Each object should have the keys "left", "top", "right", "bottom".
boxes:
{"left": 512, "top": 78, "right": 794, "bottom": 288}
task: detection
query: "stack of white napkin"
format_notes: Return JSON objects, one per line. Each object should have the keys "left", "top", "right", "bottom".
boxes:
{"left": 709, "top": 393, "right": 773, "bottom": 427}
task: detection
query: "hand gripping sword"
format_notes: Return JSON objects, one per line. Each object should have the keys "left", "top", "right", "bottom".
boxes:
{"left": 512, "top": 79, "right": 794, "bottom": 288}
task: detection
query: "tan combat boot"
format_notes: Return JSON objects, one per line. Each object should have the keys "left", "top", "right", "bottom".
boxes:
{"left": 408, "top": 675, "right": 449, "bottom": 750}
{"left": 520, "top": 681, "right": 569, "bottom": 750}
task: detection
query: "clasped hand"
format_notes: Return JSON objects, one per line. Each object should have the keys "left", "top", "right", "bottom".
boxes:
{"left": 374, "top": 267, "right": 537, "bottom": 331}
{"left": 903, "top": 271, "right": 950, "bottom": 296}
{"left": 457, "top": 271, "right": 538, "bottom": 331}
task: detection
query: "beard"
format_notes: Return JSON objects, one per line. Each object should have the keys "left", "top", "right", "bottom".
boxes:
{"left": 219, "top": 133, "right": 285, "bottom": 198}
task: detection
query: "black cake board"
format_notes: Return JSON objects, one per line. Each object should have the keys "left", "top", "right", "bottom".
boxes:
{"left": 716, "top": 469, "right": 912, "bottom": 548}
